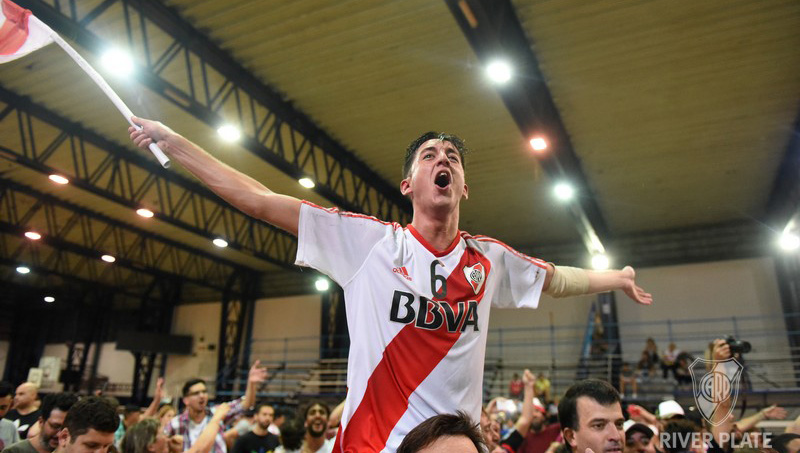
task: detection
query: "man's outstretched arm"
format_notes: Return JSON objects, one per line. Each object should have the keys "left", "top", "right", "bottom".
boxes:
{"left": 129, "top": 117, "right": 301, "bottom": 235}
{"left": 543, "top": 264, "right": 653, "bottom": 305}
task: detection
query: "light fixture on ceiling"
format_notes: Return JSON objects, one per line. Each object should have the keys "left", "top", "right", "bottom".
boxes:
{"left": 217, "top": 124, "right": 241, "bottom": 142}
{"left": 315, "top": 277, "right": 330, "bottom": 292}
{"left": 530, "top": 137, "right": 548, "bottom": 152}
{"left": 25, "top": 231, "right": 42, "bottom": 240}
{"left": 298, "top": 177, "right": 315, "bottom": 189}
{"left": 101, "top": 48, "right": 135, "bottom": 77}
{"left": 553, "top": 182, "right": 574, "bottom": 201}
{"left": 44, "top": 296, "right": 55, "bottom": 303}
{"left": 486, "top": 60, "right": 512, "bottom": 84}
{"left": 101, "top": 254, "right": 116, "bottom": 263}
{"left": 49, "top": 174, "right": 69, "bottom": 185}
{"left": 213, "top": 238, "right": 229, "bottom": 248}
{"left": 136, "top": 208, "right": 154, "bottom": 218}
{"left": 779, "top": 232, "right": 800, "bottom": 252}
{"left": 591, "top": 253, "right": 610, "bottom": 270}
{"left": 16, "top": 266, "right": 30, "bottom": 274}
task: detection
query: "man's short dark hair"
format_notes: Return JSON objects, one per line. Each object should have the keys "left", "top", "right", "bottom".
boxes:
{"left": 41, "top": 392, "right": 79, "bottom": 421}
{"left": 279, "top": 418, "right": 305, "bottom": 450}
{"left": 254, "top": 402, "right": 273, "bottom": 413}
{"left": 301, "top": 400, "right": 330, "bottom": 420}
{"left": 557, "top": 379, "right": 620, "bottom": 431}
{"left": 661, "top": 419, "right": 700, "bottom": 453}
{"left": 403, "top": 131, "right": 468, "bottom": 178}
{"left": 182, "top": 378, "right": 206, "bottom": 397}
{"left": 396, "top": 411, "right": 485, "bottom": 453}
{"left": 0, "top": 381, "right": 13, "bottom": 399}
{"left": 63, "top": 396, "right": 119, "bottom": 438}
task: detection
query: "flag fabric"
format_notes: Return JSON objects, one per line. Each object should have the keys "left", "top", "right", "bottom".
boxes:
{"left": 0, "top": 0, "right": 54, "bottom": 63}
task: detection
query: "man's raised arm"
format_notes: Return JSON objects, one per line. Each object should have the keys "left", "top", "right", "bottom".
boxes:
{"left": 129, "top": 117, "right": 301, "bottom": 235}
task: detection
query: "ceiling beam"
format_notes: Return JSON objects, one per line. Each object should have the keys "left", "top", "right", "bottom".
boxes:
{"left": 766, "top": 110, "right": 800, "bottom": 236}
{"left": 0, "top": 177, "right": 242, "bottom": 292}
{"left": 445, "top": 0, "right": 610, "bottom": 254}
{"left": 20, "top": 0, "right": 412, "bottom": 222}
{"left": 0, "top": 86, "right": 297, "bottom": 269}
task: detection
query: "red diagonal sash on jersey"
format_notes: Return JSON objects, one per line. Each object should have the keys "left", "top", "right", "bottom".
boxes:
{"left": 337, "top": 247, "right": 491, "bottom": 452}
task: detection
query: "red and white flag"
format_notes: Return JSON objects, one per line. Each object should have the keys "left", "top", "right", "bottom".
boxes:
{"left": 0, "top": 0, "right": 170, "bottom": 167}
{"left": 0, "top": 0, "right": 54, "bottom": 63}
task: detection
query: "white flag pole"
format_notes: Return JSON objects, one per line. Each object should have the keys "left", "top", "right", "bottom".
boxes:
{"left": 36, "top": 17, "right": 171, "bottom": 168}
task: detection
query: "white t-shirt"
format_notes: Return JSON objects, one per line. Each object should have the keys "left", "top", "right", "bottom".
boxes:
{"left": 295, "top": 202, "right": 547, "bottom": 453}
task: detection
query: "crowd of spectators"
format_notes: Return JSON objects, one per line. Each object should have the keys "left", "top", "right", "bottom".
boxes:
{"left": 1, "top": 338, "right": 795, "bottom": 453}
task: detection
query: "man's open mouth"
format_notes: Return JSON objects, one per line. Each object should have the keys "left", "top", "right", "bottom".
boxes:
{"left": 434, "top": 171, "right": 451, "bottom": 188}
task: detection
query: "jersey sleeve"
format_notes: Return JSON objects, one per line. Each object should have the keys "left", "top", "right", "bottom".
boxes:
{"left": 482, "top": 239, "right": 548, "bottom": 309}
{"left": 295, "top": 202, "right": 392, "bottom": 285}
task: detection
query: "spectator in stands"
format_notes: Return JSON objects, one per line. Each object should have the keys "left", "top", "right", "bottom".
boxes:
{"left": 297, "top": 401, "right": 334, "bottom": 453}
{"left": 480, "top": 407, "right": 501, "bottom": 452}
{"left": 155, "top": 406, "right": 175, "bottom": 434}
{"left": 231, "top": 403, "right": 279, "bottom": 453}
{"left": 496, "top": 370, "right": 549, "bottom": 453}
{"left": 673, "top": 352, "right": 693, "bottom": 385}
{"left": 396, "top": 411, "right": 484, "bottom": 453}
{"left": 52, "top": 396, "right": 118, "bottom": 453}
{"left": 518, "top": 394, "right": 561, "bottom": 453}
{"left": 637, "top": 339, "right": 659, "bottom": 378}
{"left": 268, "top": 408, "right": 290, "bottom": 439}
{"left": 274, "top": 418, "right": 304, "bottom": 453}
{"left": 3, "top": 392, "right": 78, "bottom": 453}
{"left": 534, "top": 374, "right": 551, "bottom": 404}
{"left": 165, "top": 362, "right": 267, "bottom": 453}
{"left": 114, "top": 405, "right": 142, "bottom": 449}
{"left": 618, "top": 362, "right": 637, "bottom": 399}
{"left": 660, "top": 343, "right": 681, "bottom": 380}
{"left": 232, "top": 409, "right": 255, "bottom": 437}
{"left": 126, "top": 404, "right": 230, "bottom": 453}
{"left": 509, "top": 374, "right": 523, "bottom": 399}
{"left": 623, "top": 423, "right": 656, "bottom": 453}
{"left": 120, "top": 419, "right": 167, "bottom": 453}
{"left": 557, "top": 379, "right": 623, "bottom": 453}
{"left": 6, "top": 383, "right": 40, "bottom": 439}
{"left": 0, "top": 382, "right": 19, "bottom": 450}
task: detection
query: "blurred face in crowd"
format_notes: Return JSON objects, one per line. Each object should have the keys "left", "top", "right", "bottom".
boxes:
{"left": 625, "top": 430, "right": 656, "bottom": 453}
{"left": 159, "top": 408, "right": 175, "bottom": 428}
{"left": 305, "top": 404, "right": 329, "bottom": 438}
{"left": 57, "top": 428, "right": 115, "bottom": 453}
{"left": 564, "top": 397, "right": 624, "bottom": 453}
{"left": 0, "top": 394, "right": 12, "bottom": 418}
{"left": 15, "top": 383, "right": 37, "bottom": 409}
{"left": 41, "top": 408, "right": 68, "bottom": 451}
{"left": 255, "top": 406, "right": 275, "bottom": 430}
{"left": 182, "top": 383, "right": 208, "bottom": 413}
{"left": 147, "top": 433, "right": 169, "bottom": 453}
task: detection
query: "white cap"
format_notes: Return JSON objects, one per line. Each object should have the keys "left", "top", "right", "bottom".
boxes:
{"left": 658, "top": 400, "right": 685, "bottom": 419}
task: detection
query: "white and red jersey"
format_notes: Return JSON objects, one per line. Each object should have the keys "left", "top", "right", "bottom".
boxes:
{"left": 295, "top": 201, "right": 548, "bottom": 453}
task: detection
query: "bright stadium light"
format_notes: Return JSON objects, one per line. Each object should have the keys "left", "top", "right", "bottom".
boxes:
{"left": 101, "top": 48, "right": 135, "bottom": 77}
{"left": 136, "top": 208, "right": 154, "bottom": 218}
{"left": 486, "top": 60, "right": 512, "bottom": 84}
{"left": 101, "top": 254, "right": 116, "bottom": 263}
{"left": 530, "top": 137, "right": 548, "bottom": 152}
{"left": 44, "top": 296, "right": 55, "bottom": 303}
{"left": 315, "top": 278, "right": 330, "bottom": 292}
{"left": 49, "top": 174, "right": 69, "bottom": 185}
{"left": 298, "top": 177, "right": 315, "bottom": 189}
{"left": 779, "top": 232, "right": 800, "bottom": 252}
{"left": 591, "top": 254, "right": 610, "bottom": 270}
{"left": 16, "top": 266, "right": 30, "bottom": 274}
{"left": 553, "top": 182, "right": 574, "bottom": 201}
{"left": 25, "top": 231, "right": 42, "bottom": 240}
{"left": 213, "top": 238, "right": 229, "bottom": 248}
{"left": 217, "top": 124, "right": 241, "bottom": 142}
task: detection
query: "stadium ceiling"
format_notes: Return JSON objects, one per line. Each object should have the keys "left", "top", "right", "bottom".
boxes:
{"left": 1, "top": 0, "right": 798, "bottom": 306}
